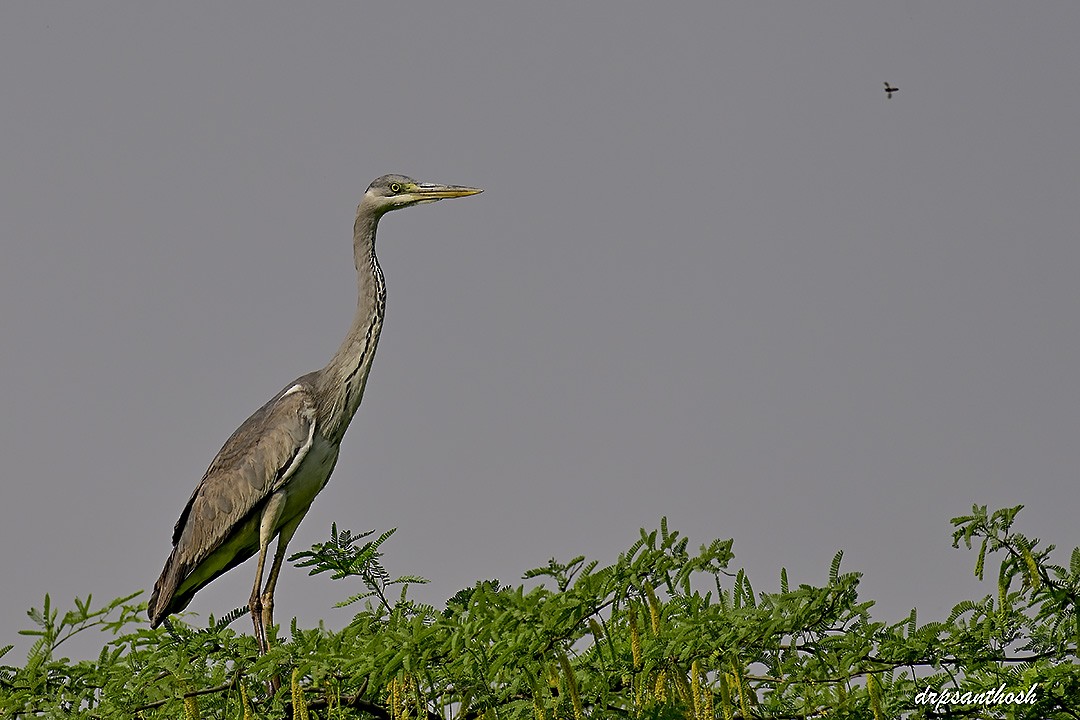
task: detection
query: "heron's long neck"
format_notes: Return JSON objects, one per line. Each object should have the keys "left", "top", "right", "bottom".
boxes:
{"left": 318, "top": 211, "right": 387, "bottom": 442}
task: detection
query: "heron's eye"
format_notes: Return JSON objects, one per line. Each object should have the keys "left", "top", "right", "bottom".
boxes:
{"left": 389, "top": 183, "right": 402, "bottom": 194}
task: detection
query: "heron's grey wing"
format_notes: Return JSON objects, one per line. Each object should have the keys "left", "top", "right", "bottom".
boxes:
{"left": 149, "top": 381, "right": 317, "bottom": 623}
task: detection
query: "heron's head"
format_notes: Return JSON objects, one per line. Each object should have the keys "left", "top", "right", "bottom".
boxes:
{"left": 361, "top": 174, "right": 482, "bottom": 217}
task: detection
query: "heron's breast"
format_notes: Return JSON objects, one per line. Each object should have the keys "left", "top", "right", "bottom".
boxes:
{"left": 278, "top": 435, "right": 340, "bottom": 524}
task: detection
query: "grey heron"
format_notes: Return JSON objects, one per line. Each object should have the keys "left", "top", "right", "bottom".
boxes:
{"left": 148, "top": 175, "right": 482, "bottom": 653}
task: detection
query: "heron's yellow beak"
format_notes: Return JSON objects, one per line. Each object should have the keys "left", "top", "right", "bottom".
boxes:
{"left": 412, "top": 183, "right": 483, "bottom": 199}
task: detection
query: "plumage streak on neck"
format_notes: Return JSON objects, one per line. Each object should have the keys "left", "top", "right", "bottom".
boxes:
{"left": 317, "top": 212, "right": 387, "bottom": 443}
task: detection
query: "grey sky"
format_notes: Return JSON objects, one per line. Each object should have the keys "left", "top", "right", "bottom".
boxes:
{"left": 2, "top": 2, "right": 1079, "bottom": 658}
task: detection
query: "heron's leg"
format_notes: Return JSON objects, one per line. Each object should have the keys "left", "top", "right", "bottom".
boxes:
{"left": 260, "top": 511, "right": 306, "bottom": 637}
{"left": 249, "top": 542, "right": 271, "bottom": 655}
{"left": 252, "top": 495, "right": 286, "bottom": 655}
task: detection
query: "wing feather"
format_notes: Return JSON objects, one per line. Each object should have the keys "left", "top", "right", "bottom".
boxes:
{"left": 149, "top": 378, "right": 318, "bottom": 625}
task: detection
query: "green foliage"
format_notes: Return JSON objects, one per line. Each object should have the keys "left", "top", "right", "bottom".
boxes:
{"left": 289, "top": 524, "right": 428, "bottom": 613}
{"left": 1, "top": 505, "right": 1077, "bottom": 718}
